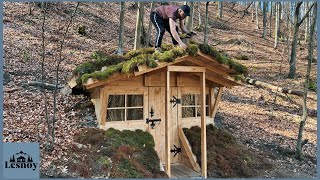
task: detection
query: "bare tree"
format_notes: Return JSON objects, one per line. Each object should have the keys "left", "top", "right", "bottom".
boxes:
{"left": 288, "top": 2, "right": 315, "bottom": 79}
{"left": 217, "top": 2, "right": 223, "bottom": 19}
{"left": 304, "top": 2, "right": 310, "bottom": 44}
{"left": 204, "top": 2, "right": 209, "bottom": 44}
{"left": 269, "top": 2, "right": 273, "bottom": 37}
{"left": 117, "top": 2, "right": 125, "bottom": 55}
{"left": 186, "top": 2, "right": 194, "bottom": 31}
{"left": 262, "top": 2, "right": 267, "bottom": 39}
{"left": 146, "top": 2, "right": 155, "bottom": 47}
{"left": 134, "top": 2, "right": 144, "bottom": 50}
{"left": 274, "top": 2, "right": 280, "bottom": 49}
{"left": 255, "top": 2, "right": 260, "bottom": 29}
{"left": 295, "top": 2, "right": 317, "bottom": 160}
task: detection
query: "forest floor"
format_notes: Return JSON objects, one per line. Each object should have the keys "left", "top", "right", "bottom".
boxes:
{"left": 3, "top": 2, "right": 317, "bottom": 178}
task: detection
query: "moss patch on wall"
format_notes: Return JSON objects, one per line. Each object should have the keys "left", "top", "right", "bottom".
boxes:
{"left": 183, "top": 124, "right": 273, "bottom": 178}
{"left": 61, "top": 128, "right": 167, "bottom": 178}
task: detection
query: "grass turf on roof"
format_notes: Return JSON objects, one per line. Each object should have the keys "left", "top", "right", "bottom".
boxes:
{"left": 74, "top": 42, "right": 248, "bottom": 86}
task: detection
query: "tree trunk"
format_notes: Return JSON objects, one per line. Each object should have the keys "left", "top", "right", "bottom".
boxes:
{"left": 246, "top": 77, "right": 304, "bottom": 97}
{"left": 117, "top": 2, "right": 125, "bottom": 55}
{"left": 186, "top": 2, "right": 194, "bottom": 31}
{"left": 51, "top": 3, "right": 80, "bottom": 150}
{"left": 217, "top": 2, "right": 223, "bottom": 19}
{"left": 146, "top": 2, "right": 155, "bottom": 47}
{"left": 262, "top": 2, "right": 267, "bottom": 39}
{"left": 274, "top": 2, "right": 280, "bottom": 49}
{"left": 251, "top": 1, "right": 254, "bottom": 22}
{"left": 289, "top": 2, "right": 302, "bottom": 79}
{"left": 304, "top": 2, "right": 310, "bottom": 44}
{"left": 204, "top": 2, "right": 209, "bottom": 44}
{"left": 255, "top": 2, "right": 260, "bottom": 29}
{"left": 134, "top": 2, "right": 144, "bottom": 50}
{"left": 198, "top": 2, "right": 201, "bottom": 27}
{"left": 269, "top": 2, "right": 272, "bottom": 37}
{"left": 295, "top": 2, "right": 317, "bottom": 160}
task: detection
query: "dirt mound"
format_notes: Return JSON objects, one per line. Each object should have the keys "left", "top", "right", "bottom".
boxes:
{"left": 183, "top": 124, "right": 273, "bottom": 178}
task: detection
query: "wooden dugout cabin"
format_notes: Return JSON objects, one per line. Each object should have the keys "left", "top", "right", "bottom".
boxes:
{"left": 76, "top": 51, "right": 242, "bottom": 178}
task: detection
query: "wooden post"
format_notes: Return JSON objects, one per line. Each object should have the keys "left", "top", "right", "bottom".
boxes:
{"left": 200, "top": 72, "right": 207, "bottom": 178}
{"left": 209, "top": 87, "right": 215, "bottom": 118}
{"left": 165, "top": 69, "right": 171, "bottom": 177}
{"left": 210, "top": 87, "right": 224, "bottom": 118}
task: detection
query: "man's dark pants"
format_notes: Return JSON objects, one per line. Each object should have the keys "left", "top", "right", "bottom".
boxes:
{"left": 150, "top": 12, "right": 179, "bottom": 48}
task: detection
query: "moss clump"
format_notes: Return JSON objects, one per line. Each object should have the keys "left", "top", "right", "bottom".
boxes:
{"left": 232, "top": 74, "right": 245, "bottom": 82}
{"left": 146, "top": 55, "right": 158, "bottom": 68}
{"left": 235, "top": 54, "right": 249, "bottom": 60}
{"left": 308, "top": 79, "right": 317, "bottom": 91}
{"left": 183, "top": 124, "right": 272, "bottom": 178}
{"left": 161, "top": 43, "right": 174, "bottom": 51}
{"left": 198, "top": 43, "right": 248, "bottom": 76}
{"left": 74, "top": 53, "right": 127, "bottom": 76}
{"left": 70, "top": 128, "right": 164, "bottom": 178}
{"left": 186, "top": 44, "right": 199, "bottom": 56}
{"left": 172, "top": 47, "right": 187, "bottom": 57}
{"left": 122, "top": 54, "right": 147, "bottom": 73}
{"left": 124, "top": 47, "right": 155, "bottom": 59}
{"left": 227, "top": 60, "right": 248, "bottom": 76}
{"left": 155, "top": 50, "right": 175, "bottom": 62}
{"left": 81, "top": 63, "right": 124, "bottom": 84}
{"left": 78, "top": 25, "right": 87, "bottom": 36}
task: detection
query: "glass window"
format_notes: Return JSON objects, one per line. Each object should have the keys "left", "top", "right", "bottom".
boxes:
{"left": 108, "top": 95, "right": 125, "bottom": 107}
{"left": 107, "top": 109, "right": 125, "bottom": 121}
{"left": 107, "top": 94, "right": 144, "bottom": 121}
{"left": 127, "top": 108, "right": 143, "bottom": 120}
{"left": 182, "top": 94, "right": 209, "bottom": 118}
{"left": 127, "top": 95, "right": 143, "bottom": 107}
{"left": 182, "top": 94, "right": 195, "bottom": 106}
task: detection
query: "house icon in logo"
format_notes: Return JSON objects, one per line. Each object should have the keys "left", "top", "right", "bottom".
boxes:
{"left": 17, "top": 156, "right": 26, "bottom": 162}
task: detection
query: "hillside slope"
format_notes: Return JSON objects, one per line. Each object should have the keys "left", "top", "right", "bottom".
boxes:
{"left": 3, "top": 2, "right": 317, "bottom": 178}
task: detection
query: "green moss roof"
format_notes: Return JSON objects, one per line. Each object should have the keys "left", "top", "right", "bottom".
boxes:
{"left": 73, "top": 42, "right": 248, "bottom": 86}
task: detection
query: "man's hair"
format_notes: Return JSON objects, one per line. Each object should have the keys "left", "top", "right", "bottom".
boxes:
{"left": 180, "top": 5, "right": 190, "bottom": 16}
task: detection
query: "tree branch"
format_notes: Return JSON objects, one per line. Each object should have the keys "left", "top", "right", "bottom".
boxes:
{"left": 298, "top": 2, "right": 315, "bottom": 26}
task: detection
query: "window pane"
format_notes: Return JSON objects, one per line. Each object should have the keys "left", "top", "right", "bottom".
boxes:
{"left": 107, "top": 109, "right": 125, "bottom": 121}
{"left": 196, "top": 106, "right": 209, "bottom": 117}
{"left": 127, "top": 95, "right": 143, "bottom": 107}
{"left": 127, "top": 108, "right": 143, "bottom": 120}
{"left": 108, "top": 95, "right": 125, "bottom": 107}
{"left": 182, "top": 107, "right": 196, "bottom": 118}
{"left": 182, "top": 94, "right": 195, "bottom": 106}
{"left": 196, "top": 94, "right": 209, "bottom": 105}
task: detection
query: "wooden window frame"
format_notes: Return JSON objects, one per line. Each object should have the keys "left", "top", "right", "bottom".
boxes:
{"left": 107, "top": 94, "right": 144, "bottom": 121}
{"left": 181, "top": 94, "right": 209, "bottom": 118}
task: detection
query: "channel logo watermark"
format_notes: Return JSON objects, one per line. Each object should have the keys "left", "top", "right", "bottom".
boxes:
{"left": 3, "top": 143, "right": 40, "bottom": 179}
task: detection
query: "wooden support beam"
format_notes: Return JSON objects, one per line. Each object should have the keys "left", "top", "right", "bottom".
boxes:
{"left": 99, "top": 88, "right": 108, "bottom": 126}
{"left": 209, "top": 87, "right": 215, "bottom": 118}
{"left": 167, "top": 65, "right": 206, "bottom": 73}
{"left": 178, "top": 126, "right": 201, "bottom": 172}
{"left": 185, "top": 58, "right": 230, "bottom": 77}
{"left": 165, "top": 70, "right": 171, "bottom": 177}
{"left": 197, "top": 51, "right": 236, "bottom": 74}
{"left": 200, "top": 72, "right": 207, "bottom": 178}
{"left": 210, "top": 87, "right": 224, "bottom": 118}
{"left": 84, "top": 73, "right": 133, "bottom": 90}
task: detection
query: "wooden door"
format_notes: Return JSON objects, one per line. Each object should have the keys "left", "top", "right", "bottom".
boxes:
{"left": 170, "top": 87, "right": 180, "bottom": 164}
{"left": 147, "top": 87, "right": 181, "bottom": 165}
{"left": 147, "top": 87, "right": 166, "bottom": 164}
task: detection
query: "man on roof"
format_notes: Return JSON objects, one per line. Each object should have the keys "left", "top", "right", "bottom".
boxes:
{"left": 150, "top": 4, "right": 191, "bottom": 51}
